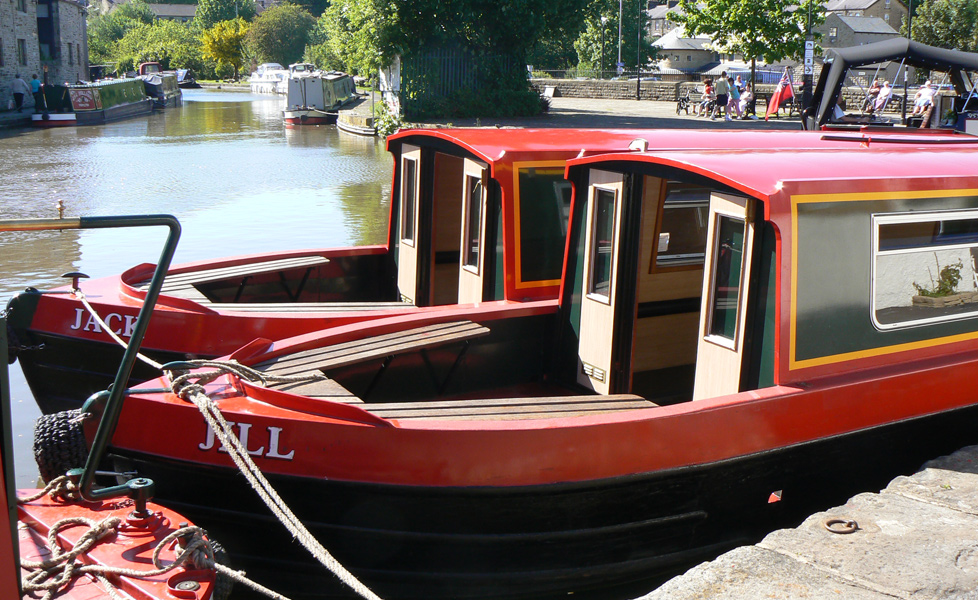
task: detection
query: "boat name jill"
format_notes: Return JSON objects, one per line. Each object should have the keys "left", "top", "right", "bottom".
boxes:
{"left": 199, "top": 421, "right": 295, "bottom": 460}
{"left": 70, "top": 308, "right": 138, "bottom": 337}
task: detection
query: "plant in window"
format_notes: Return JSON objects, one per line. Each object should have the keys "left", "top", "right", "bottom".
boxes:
{"left": 913, "top": 259, "right": 964, "bottom": 297}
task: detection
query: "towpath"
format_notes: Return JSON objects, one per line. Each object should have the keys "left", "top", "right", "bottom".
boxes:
{"left": 636, "top": 444, "right": 978, "bottom": 599}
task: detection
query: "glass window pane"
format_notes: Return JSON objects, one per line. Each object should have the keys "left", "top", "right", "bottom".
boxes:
{"left": 464, "top": 176, "right": 482, "bottom": 269}
{"left": 709, "top": 216, "right": 745, "bottom": 339}
{"left": 874, "top": 212, "right": 978, "bottom": 328}
{"left": 518, "top": 167, "right": 570, "bottom": 282}
{"left": 588, "top": 189, "right": 617, "bottom": 298}
{"left": 656, "top": 183, "right": 710, "bottom": 268}
{"left": 400, "top": 158, "right": 416, "bottom": 243}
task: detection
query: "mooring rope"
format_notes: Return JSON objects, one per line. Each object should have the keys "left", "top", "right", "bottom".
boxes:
{"left": 166, "top": 361, "right": 383, "bottom": 600}
{"left": 18, "top": 504, "right": 217, "bottom": 600}
{"left": 74, "top": 289, "right": 164, "bottom": 371}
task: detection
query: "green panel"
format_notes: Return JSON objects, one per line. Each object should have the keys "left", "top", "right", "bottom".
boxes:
{"left": 794, "top": 195, "right": 978, "bottom": 362}
{"left": 518, "top": 167, "right": 569, "bottom": 283}
{"left": 94, "top": 79, "right": 147, "bottom": 110}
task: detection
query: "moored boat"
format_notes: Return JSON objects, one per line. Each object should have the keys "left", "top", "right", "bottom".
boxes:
{"left": 137, "top": 62, "right": 183, "bottom": 108}
{"left": 93, "top": 132, "right": 978, "bottom": 599}
{"left": 8, "top": 128, "right": 693, "bottom": 414}
{"left": 64, "top": 78, "right": 155, "bottom": 125}
{"left": 283, "top": 69, "right": 357, "bottom": 126}
{"left": 248, "top": 62, "right": 289, "bottom": 94}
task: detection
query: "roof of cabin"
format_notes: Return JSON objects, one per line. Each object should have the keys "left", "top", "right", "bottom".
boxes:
{"left": 567, "top": 144, "right": 978, "bottom": 216}
{"left": 386, "top": 129, "right": 972, "bottom": 172}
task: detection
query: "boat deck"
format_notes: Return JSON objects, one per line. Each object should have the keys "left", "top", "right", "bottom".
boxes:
{"left": 258, "top": 320, "right": 658, "bottom": 420}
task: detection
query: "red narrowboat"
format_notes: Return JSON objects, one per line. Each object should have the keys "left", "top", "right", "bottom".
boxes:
{"left": 92, "top": 132, "right": 978, "bottom": 599}
{"left": 6, "top": 128, "right": 900, "bottom": 414}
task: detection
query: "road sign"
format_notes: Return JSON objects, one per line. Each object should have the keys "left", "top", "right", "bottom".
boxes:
{"left": 804, "top": 65, "right": 814, "bottom": 75}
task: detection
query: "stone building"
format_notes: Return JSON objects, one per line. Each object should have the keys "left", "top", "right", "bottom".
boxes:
{"left": 824, "top": 0, "right": 908, "bottom": 33}
{"left": 1, "top": 0, "right": 88, "bottom": 110}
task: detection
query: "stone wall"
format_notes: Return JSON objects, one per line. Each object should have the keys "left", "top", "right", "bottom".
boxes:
{"left": 0, "top": 0, "right": 42, "bottom": 110}
{"left": 50, "top": 0, "right": 89, "bottom": 85}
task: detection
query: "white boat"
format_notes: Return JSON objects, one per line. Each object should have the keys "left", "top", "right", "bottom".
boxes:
{"left": 283, "top": 70, "right": 357, "bottom": 125}
{"left": 249, "top": 62, "right": 289, "bottom": 94}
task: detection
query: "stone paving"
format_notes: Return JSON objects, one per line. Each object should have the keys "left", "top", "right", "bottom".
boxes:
{"left": 637, "top": 445, "right": 978, "bottom": 600}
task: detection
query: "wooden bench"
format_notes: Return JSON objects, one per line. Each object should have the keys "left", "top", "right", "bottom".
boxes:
{"left": 206, "top": 301, "right": 413, "bottom": 313}
{"left": 360, "top": 394, "right": 657, "bottom": 421}
{"left": 259, "top": 320, "right": 491, "bottom": 400}
{"left": 137, "top": 255, "right": 330, "bottom": 302}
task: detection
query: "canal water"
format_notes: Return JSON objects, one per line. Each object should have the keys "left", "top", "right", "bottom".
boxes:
{"left": 0, "top": 88, "right": 394, "bottom": 487}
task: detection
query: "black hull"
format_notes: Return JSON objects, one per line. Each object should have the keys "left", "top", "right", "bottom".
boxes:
{"left": 115, "top": 401, "right": 978, "bottom": 600}
{"left": 75, "top": 98, "right": 154, "bottom": 125}
{"left": 16, "top": 332, "right": 192, "bottom": 414}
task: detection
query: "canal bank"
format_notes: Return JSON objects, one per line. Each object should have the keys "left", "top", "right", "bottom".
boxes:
{"left": 638, "top": 444, "right": 978, "bottom": 599}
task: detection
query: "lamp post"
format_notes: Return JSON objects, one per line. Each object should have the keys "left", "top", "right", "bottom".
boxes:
{"left": 617, "top": 0, "right": 623, "bottom": 76}
{"left": 802, "top": 0, "right": 813, "bottom": 111}
{"left": 636, "top": 0, "right": 643, "bottom": 99}
{"left": 600, "top": 16, "right": 607, "bottom": 79}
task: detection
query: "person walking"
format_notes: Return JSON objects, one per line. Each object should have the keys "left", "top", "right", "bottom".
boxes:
{"left": 714, "top": 71, "right": 730, "bottom": 121}
{"left": 11, "top": 74, "right": 30, "bottom": 112}
{"left": 30, "top": 74, "right": 42, "bottom": 109}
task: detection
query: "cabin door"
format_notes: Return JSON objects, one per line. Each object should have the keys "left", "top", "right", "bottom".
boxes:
{"left": 457, "top": 159, "right": 489, "bottom": 304}
{"left": 396, "top": 145, "right": 422, "bottom": 304}
{"left": 692, "top": 193, "right": 755, "bottom": 400}
{"left": 577, "top": 171, "right": 625, "bottom": 394}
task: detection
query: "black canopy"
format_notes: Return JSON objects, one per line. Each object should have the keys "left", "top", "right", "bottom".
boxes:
{"left": 806, "top": 38, "right": 978, "bottom": 129}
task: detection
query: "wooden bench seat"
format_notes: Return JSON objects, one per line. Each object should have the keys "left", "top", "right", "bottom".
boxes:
{"left": 136, "top": 256, "right": 331, "bottom": 301}
{"left": 256, "top": 320, "right": 491, "bottom": 377}
{"left": 362, "top": 394, "right": 656, "bottom": 421}
{"left": 206, "top": 301, "right": 413, "bottom": 313}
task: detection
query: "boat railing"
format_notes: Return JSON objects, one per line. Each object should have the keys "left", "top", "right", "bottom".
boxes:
{"left": 0, "top": 215, "right": 181, "bottom": 514}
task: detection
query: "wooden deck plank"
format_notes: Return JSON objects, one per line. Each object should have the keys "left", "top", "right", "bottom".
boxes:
{"left": 257, "top": 321, "right": 489, "bottom": 376}
{"left": 363, "top": 396, "right": 656, "bottom": 420}
{"left": 359, "top": 394, "right": 647, "bottom": 411}
{"left": 205, "top": 301, "right": 413, "bottom": 313}
{"left": 137, "top": 256, "right": 330, "bottom": 291}
{"left": 269, "top": 377, "right": 361, "bottom": 402}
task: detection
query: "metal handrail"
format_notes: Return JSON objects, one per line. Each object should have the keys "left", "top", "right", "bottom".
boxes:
{"left": 0, "top": 215, "right": 181, "bottom": 513}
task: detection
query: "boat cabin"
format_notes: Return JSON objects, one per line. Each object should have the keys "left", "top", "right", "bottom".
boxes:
{"left": 559, "top": 137, "right": 978, "bottom": 403}
{"left": 804, "top": 38, "right": 978, "bottom": 132}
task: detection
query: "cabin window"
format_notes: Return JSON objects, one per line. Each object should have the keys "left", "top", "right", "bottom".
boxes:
{"left": 654, "top": 183, "right": 710, "bottom": 269}
{"left": 588, "top": 188, "right": 617, "bottom": 300}
{"left": 517, "top": 166, "right": 571, "bottom": 283}
{"left": 463, "top": 175, "right": 483, "bottom": 271}
{"left": 400, "top": 157, "right": 417, "bottom": 245}
{"left": 873, "top": 211, "right": 978, "bottom": 329}
{"left": 707, "top": 215, "right": 745, "bottom": 342}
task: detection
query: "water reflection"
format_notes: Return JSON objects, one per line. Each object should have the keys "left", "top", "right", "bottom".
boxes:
{"left": 0, "top": 88, "right": 393, "bottom": 485}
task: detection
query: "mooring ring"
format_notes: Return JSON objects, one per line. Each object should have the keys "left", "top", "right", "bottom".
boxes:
{"left": 823, "top": 518, "right": 858, "bottom": 534}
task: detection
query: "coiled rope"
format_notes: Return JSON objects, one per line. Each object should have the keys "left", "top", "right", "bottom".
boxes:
{"left": 166, "top": 360, "right": 382, "bottom": 600}
{"left": 18, "top": 477, "right": 220, "bottom": 600}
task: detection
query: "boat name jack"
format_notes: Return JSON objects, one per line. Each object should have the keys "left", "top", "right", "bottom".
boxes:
{"left": 70, "top": 308, "right": 138, "bottom": 338}
{"left": 199, "top": 421, "right": 295, "bottom": 460}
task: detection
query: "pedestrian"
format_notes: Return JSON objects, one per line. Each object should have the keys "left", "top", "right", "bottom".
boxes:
{"left": 30, "top": 74, "right": 42, "bottom": 109}
{"left": 695, "top": 78, "right": 714, "bottom": 117}
{"left": 11, "top": 74, "right": 30, "bottom": 112}
{"left": 727, "top": 76, "right": 742, "bottom": 119}
{"left": 714, "top": 71, "right": 730, "bottom": 120}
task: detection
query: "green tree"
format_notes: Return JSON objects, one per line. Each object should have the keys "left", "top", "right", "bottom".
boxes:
{"left": 311, "top": 0, "right": 382, "bottom": 75}
{"left": 202, "top": 18, "right": 250, "bottom": 79}
{"left": 574, "top": 0, "right": 654, "bottom": 78}
{"left": 676, "top": 0, "right": 824, "bottom": 85}
{"left": 87, "top": 0, "right": 155, "bottom": 65}
{"left": 907, "top": 0, "right": 978, "bottom": 52}
{"left": 195, "top": 0, "right": 256, "bottom": 29}
{"left": 113, "top": 20, "right": 205, "bottom": 74}
{"left": 246, "top": 3, "right": 315, "bottom": 67}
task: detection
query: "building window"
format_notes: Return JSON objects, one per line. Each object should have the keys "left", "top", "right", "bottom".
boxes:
{"left": 17, "top": 39, "right": 27, "bottom": 66}
{"left": 884, "top": 13, "right": 890, "bottom": 21}
{"left": 67, "top": 44, "right": 73, "bottom": 65}
{"left": 885, "top": 0, "right": 891, "bottom": 6}
{"left": 77, "top": 44, "right": 81, "bottom": 64}
{"left": 0, "top": 41, "right": 4, "bottom": 67}
{"left": 687, "top": 55, "right": 692, "bottom": 61}
{"left": 829, "top": 27, "right": 838, "bottom": 38}
{"left": 16, "top": 0, "right": 25, "bottom": 12}
{"left": 872, "top": 210, "right": 978, "bottom": 329}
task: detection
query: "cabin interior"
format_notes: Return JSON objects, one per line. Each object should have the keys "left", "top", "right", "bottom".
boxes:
{"left": 261, "top": 161, "right": 779, "bottom": 413}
